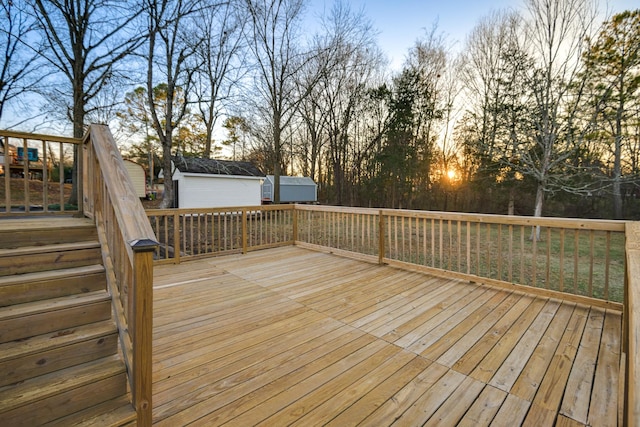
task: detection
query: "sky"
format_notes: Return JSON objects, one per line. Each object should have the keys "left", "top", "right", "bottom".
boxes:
{"left": 307, "top": 0, "right": 640, "bottom": 70}
{"left": 2, "top": 0, "right": 637, "bottom": 133}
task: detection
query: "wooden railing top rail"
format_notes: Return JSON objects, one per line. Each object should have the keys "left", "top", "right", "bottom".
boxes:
{"left": 86, "top": 125, "right": 156, "bottom": 251}
{"left": 295, "top": 204, "right": 381, "bottom": 215}
{"left": 146, "top": 204, "right": 295, "bottom": 216}
{"left": 377, "top": 208, "right": 626, "bottom": 232}
{"left": 296, "top": 204, "right": 625, "bottom": 231}
{"left": 0, "top": 129, "right": 82, "bottom": 144}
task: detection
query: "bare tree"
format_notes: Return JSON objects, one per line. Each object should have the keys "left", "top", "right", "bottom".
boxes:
{"left": 31, "top": 0, "right": 146, "bottom": 203}
{"left": 0, "top": 0, "right": 41, "bottom": 124}
{"left": 243, "top": 0, "right": 310, "bottom": 203}
{"left": 32, "top": 0, "right": 145, "bottom": 137}
{"left": 522, "top": 0, "right": 599, "bottom": 226}
{"left": 294, "top": 57, "right": 325, "bottom": 181}
{"left": 315, "top": 1, "right": 383, "bottom": 205}
{"left": 460, "top": 11, "right": 538, "bottom": 214}
{"left": 144, "top": 0, "right": 201, "bottom": 208}
{"left": 459, "top": 10, "right": 521, "bottom": 180}
{"left": 192, "top": 1, "right": 247, "bottom": 158}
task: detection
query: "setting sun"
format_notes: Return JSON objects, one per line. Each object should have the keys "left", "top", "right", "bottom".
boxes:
{"left": 447, "top": 169, "right": 456, "bottom": 180}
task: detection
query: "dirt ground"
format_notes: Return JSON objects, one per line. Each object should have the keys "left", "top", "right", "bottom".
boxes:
{"left": 0, "top": 178, "right": 73, "bottom": 206}
{"left": 141, "top": 197, "right": 163, "bottom": 210}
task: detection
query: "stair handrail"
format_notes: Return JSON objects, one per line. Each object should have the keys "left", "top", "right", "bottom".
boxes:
{"left": 83, "top": 124, "right": 157, "bottom": 426}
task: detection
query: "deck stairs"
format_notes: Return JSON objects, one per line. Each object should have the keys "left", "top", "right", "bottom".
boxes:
{"left": 0, "top": 217, "right": 136, "bottom": 426}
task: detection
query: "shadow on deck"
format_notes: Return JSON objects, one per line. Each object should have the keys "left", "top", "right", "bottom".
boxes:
{"left": 152, "top": 246, "right": 622, "bottom": 426}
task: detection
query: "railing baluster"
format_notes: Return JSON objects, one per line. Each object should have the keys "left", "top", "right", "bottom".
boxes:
{"left": 448, "top": 219, "right": 453, "bottom": 271}
{"left": 559, "top": 228, "right": 565, "bottom": 293}
{"left": 378, "top": 211, "right": 385, "bottom": 264}
{"left": 532, "top": 227, "right": 538, "bottom": 288}
{"left": 476, "top": 223, "right": 480, "bottom": 276}
{"left": 423, "top": 218, "right": 428, "bottom": 267}
{"left": 574, "top": 230, "right": 579, "bottom": 294}
{"left": 589, "top": 231, "right": 595, "bottom": 297}
{"left": 605, "top": 231, "right": 611, "bottom": 300}
{"left": 497, "top": 224, "right": 503, "bottom": 281}
{"left": 41, "top": 140, "right": 48, "bottom": 209}
{"left": 520, "top": 225, "right": 525, "bottom": 285}
{"left": 431, "top": 219, "right": 435, "bottom": 267}
{"left": 466, "top": 221, "right": 471, "bottom": 275}
{"left": 2, "top": 136, "right": 10, "bottom": 210}
{"left": 21, "top": 138, "right": 29, "bottom": 213}
{"left": 486, "top": 223, "right": 491, "bottom": 278}
{"left": 508, "top": 224, "right": 513, "bottom": 283}
{"left": 58, "top": 142, "right": 64, "bottom": 210}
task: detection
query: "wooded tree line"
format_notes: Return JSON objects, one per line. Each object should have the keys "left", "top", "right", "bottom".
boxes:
{"left": 1, "top": 0, "right": 638, "bottom": 218}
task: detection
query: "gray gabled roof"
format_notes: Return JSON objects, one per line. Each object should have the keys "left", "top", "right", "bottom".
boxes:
{"left": 172, "top": 156, "right": 264, "bottom": 177}
{"left": 266, "top": 175, "right": 316, "bottom": 186}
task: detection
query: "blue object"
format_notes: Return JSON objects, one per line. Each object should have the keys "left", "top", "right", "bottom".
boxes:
{"left": 17, "top": 147, "right": 38, "bottom": 162}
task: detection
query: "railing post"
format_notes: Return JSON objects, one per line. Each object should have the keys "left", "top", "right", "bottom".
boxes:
{"left": 2, "top": 135, "right": 10, "bottom": 211}
{"left": 76, "top": 138, "right": 84, "bottom": 215}
{"left": 21, "top": 138, "right": 30, "bottom": 213}
{"left": 242, "top": 209, "right": 248, "bottom": 254}
{"left": 173, "top": 212, "right": 181, "bottom": 264}
{"left": 131, "top": 239, "right": 158, "bottom": 427}
{"left": 378, "top": 210, "right": 385, "bottom": 265}
{"left": 292, "top": 205, "right": 298, "bottom": 244}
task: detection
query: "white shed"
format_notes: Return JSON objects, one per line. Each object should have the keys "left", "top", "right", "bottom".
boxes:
{"left": 262, "top": 175, "right": 317, "bottom": 203}
{"left": 123, "top": 159, "right": 146, "bottom": 198}
{"left": 160, "top": 156, "right": 264, "bottom": 208}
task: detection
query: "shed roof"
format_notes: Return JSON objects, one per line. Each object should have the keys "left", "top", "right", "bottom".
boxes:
{"left": 123, "top": 159, "right": 144, "bottom": 168}
{"left": 172, "top": 156, "right": 264, "bottom": 177}
{"left": 266, "top": 175, "right": 316, "bottom": 186}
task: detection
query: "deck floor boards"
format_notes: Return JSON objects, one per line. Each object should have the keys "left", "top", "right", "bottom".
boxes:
{"left": 152, "top": 246, "right": 622, "bottom": 426}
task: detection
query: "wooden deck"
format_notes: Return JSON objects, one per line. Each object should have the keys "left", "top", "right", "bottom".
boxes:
{"left": 152, "top": 246, "right": 623, "bottom": 426}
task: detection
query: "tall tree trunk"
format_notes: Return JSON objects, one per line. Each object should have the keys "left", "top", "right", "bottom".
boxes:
{"left": 69, "top": 77, "right": 85, "bottom": 207}
{"left": 273, "top": 112, "right": 281, "bottom": 204}
{"left": 612, "top": 73, "right": 625, "bottom": 219}
{"left": 531, "top": 183, "right": 544, "bottom": 240}
{"left": 508, "top": 187, "right": 515, "bottom": 215}
{"left": 161, "top": 144, "right": 174, "bottom": 208}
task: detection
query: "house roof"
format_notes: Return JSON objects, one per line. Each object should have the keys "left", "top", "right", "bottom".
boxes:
{"left": 172, "top": 156, "right": 264, "bottom": 177}
{"left": 266, "top": 175, "right": 316, "bottom": 187}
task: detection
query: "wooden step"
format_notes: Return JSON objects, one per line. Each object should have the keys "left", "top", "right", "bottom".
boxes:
{"left": 0, "top": 291, "right": 111, "bottom": 344}
{"left": 0, "top": 355, "right": 127, "bottom": 426}
{"left": 0, "top": 320, "right": 118, "bottom": 387}
{"left": 0, "top": 217, "right": 97, "bottom": 249}
{"left": 0, "top": 264, "right": 106, "bottom": 307}
{"left": 0, "top": 241, "right": 102, "bottom": 276}
{"left": 42, "top": 395, "right": 136, "bottom": 427}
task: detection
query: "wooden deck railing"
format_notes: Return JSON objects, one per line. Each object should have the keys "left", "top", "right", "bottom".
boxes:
{"left": 0, "top": 130, "right": 83, "bottom": 216}
{"left": 295, "top": 205, "right": 381, "bottom": 262}
{"left": 147, "top": 204, "right": 625, "bottom": 308}
{"left": 295, "top": 205, "right": 626, "bottom": 308}
{"left": 84, "top": 125, "right": 157, "bottom": 426}
{"left": 146, "top": 205, "right": 295, "bottom": 264}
